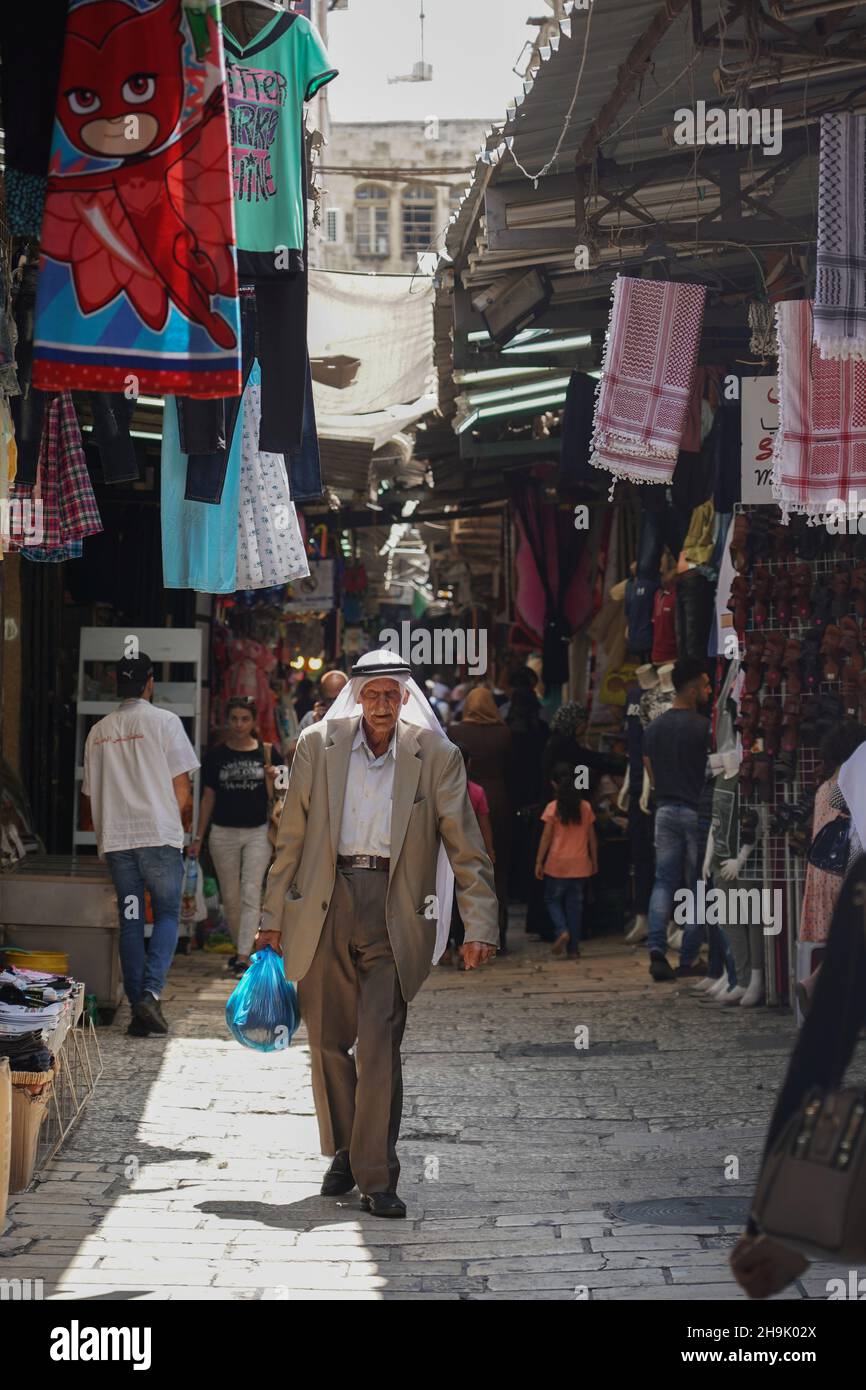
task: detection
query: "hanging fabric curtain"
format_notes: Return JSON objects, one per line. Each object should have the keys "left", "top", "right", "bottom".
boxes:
{"left": 32, "top": 0, "right": 241, "bottom": 398}
{"left": 513, "top": 486, "right": 587, "bottom": 686}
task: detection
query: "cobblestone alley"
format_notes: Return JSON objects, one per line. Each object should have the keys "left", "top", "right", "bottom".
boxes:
{"left": 2, "top": 928, "right": 860, "bottom": 1301}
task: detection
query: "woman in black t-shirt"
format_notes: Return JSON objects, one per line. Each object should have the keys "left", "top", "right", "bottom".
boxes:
{"left": 191, "top": 699, "right": 281, "bottom": 976}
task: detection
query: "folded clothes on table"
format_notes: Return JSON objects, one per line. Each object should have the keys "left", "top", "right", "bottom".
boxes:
{"left": 0, "top": 1027, "right": 53, "bottom": 1072}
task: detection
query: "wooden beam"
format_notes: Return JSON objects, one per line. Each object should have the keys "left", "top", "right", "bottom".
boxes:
{"left": 575, "top": 0, "right": 697, "bottom": 164}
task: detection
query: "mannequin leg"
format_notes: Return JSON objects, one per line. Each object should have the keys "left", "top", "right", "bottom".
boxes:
{"left": 727, "top": 919, "right": 749, "bottom": 987}
{"left": 739, "top": 920, "right": 765, "bottom": 1006}
{"left": 626, "top": 794, "right": 653, "bottom": 943}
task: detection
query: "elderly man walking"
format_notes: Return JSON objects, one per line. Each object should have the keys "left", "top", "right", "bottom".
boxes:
{"left": 256, "top": 649, "right": 499, "bottom": 1217}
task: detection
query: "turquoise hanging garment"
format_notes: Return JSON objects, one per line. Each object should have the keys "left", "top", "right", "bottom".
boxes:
{"left": 161, "top": 397, "right": 242, "bottom": 593}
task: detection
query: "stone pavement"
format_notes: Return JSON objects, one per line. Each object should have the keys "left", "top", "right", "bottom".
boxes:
{"left": 2, "top": 924, "right": 863, "bottom": 1301}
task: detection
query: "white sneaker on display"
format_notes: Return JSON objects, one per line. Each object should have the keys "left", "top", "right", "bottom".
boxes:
{"left": 719, "top": 984, "right": 747, "bottom": 1005}
{"left": 691, "top": 975, "right": 721, "bottom": 993}
{"left": 625, "top": 914, "right": 648, "bottom": 945}
{"left": 739, "top": 970, "right": 765, "bottom": 1008}
{"left": 707, "top": 974, "right": 732, "bottom": 999}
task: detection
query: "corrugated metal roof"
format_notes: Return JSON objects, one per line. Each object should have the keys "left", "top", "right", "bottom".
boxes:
{"left": 446, "top": 0, "right": 866, "bottom": 268}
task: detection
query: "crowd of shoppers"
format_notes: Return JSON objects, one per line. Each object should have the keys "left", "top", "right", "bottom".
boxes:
{"left": 89, "top": 644, "right": 692, "bottom": 1026}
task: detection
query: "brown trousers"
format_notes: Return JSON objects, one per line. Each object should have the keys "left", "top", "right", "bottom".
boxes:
{"left": 298, "top": 867, "right": 408, "bottom": 1194}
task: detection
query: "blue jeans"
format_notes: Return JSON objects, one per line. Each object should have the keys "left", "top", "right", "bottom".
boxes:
{"left": 635, "top": 496, "right": 690, "bottom": 580}
{"left": 708, "top": 921, "right": 737, "bottom": 986}
{"left": 647, "top": 804, "right": 704, "bottom": 963}
{"left": 544, "top": 876, "right": 585, "bottom": 952}
{"left": 105, "top": 846, "right": 185, "bottom": 1004}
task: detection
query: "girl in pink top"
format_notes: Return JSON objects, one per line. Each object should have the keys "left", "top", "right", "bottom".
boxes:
{"left": 536, "top": 763, "right": 598, "bottom": 958}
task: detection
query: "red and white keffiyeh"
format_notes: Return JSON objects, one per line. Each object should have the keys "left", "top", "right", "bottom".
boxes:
{"left": 773, "top": 299, "right": 866, "bottom": 519}
{"left": 590, "top": 276, "right": 706, "bottom": 486}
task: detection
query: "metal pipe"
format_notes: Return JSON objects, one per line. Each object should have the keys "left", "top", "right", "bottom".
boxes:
{"left": 772, "top": 0, "right": 866, "bottom": 17}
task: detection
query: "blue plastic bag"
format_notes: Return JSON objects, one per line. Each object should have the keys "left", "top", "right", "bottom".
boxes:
{"left": 225, "top": 947, "right": 299, "bottom": 1052}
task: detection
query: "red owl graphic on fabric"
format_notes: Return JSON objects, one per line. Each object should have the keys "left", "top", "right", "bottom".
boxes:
{"left": 33, "top": 0, "right": 242, "bottom": 397}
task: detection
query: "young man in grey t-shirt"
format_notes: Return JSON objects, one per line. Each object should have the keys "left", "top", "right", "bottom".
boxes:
{"left": 642, "top": 658, "right": 712, "bottom": 982}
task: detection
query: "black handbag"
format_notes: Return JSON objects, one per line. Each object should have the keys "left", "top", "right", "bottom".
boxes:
{"left": 807, "top": 815, "right": 851, "bottom": 877}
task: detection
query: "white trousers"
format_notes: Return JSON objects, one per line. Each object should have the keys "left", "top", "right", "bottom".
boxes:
{"left": 208, "top": 823, "right": 273, "bottom": 959}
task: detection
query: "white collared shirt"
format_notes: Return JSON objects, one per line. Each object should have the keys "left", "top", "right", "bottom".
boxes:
{"left": 337, "top": 723, "right": 397, "bottom": 857}
{"left": 82, "top": 699, "right": 199, "bottom": 856}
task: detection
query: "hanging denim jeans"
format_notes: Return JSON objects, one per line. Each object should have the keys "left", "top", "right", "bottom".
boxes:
{"left": 285, "top": 356, "right": 323, "bottom": 502}
{"left": 625, "top": 575, "right": 657, "bottom": 656}
{"left": 634, "top": 488, "right": 691, "bottom": 580}
{"left": 88, "top": 392, "right": 139, "bottom": 484}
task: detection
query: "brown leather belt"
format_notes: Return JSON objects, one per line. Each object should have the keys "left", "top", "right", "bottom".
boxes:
{"left": 337, "top": 853, "right": 390, "bottom": 872}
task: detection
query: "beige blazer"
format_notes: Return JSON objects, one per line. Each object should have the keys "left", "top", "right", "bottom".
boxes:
{"left": 260, "top": 714, "right": 499, "bottom": 1002}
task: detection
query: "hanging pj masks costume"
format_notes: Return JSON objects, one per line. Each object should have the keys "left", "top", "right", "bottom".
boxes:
{"left": 33, "top": 0, "right": 241, "bottom": 397}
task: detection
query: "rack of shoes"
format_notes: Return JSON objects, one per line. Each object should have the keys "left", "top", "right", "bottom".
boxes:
{"left": 727, "top": 505, "right": 866, "bottom": 1006}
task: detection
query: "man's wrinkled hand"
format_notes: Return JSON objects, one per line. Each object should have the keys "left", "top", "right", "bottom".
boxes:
{"left": 254, "top": 929, "right": 282, "bottom": 955}
{"left": 729, "top": 1233, "right": 808, "bottom": 1299}
{"left": 462, "top": 941, "right": 496, "bottom": 969}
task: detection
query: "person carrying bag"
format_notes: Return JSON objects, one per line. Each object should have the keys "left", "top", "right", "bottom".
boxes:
{"left": 731, "top": 852, "right": 866, "bottom": 1297}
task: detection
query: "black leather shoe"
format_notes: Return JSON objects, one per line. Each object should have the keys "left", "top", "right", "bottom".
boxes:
{"left": 321, "top": 1151, "right": 355, "bottom": 1196}
{"left": 361, "top": 1192, "right": 407, "bottom": 1218}
{"left": 649, "top": 950, "right": 676, "bottom": 982}
{"left": 133, "top": 992, "right": 168, "bottom": 1035}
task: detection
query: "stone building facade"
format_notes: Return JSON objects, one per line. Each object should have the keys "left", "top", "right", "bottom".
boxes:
{"left": 317, "top": 120, "right": 489, "bottom": 274}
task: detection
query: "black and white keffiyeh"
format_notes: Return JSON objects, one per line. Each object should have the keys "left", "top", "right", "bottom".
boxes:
{"left": 815, "top": 113, "right": 866, "bottom": 361}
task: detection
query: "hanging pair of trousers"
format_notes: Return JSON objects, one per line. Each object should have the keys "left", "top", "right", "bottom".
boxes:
{"left": 633, "top": 487, "right": 692, "bottom": 580}
{"left": 178, "top": 347, "right": 322, "bottom": 505}
{"left": 298, "top": 867, "right": 407, "bottom": 1196}
{"left": 176, "top": 274, "right": 308, "bottom": 500}
{"left": 87, "top": 393, "right": 139, "bottom": 484}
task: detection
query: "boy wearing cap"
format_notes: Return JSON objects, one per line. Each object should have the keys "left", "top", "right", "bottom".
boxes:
{"left": 82, "top": 653, "right": 200, "bottom": 1036}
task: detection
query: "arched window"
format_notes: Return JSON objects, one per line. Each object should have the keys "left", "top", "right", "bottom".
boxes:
{"left": 355, "top": 183, "right": 390, "bottom": 258}
{"left": 402, "top": 183, "right": 436, "bottom": 256}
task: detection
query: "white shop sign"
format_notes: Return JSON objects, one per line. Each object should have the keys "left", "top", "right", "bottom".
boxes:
{"left": 282, "top": 559, "right": 335, "bottom": 612}
{"left": 740, "top": 375, "right": 779, "bottom": 505}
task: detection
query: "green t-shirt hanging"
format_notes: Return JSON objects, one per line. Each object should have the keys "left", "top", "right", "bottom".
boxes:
{"left": 223, "top": 11, "right": 337, "bottom": 269}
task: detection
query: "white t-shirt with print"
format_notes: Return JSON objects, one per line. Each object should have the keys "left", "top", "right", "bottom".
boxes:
{"left": 83, "top": 700, "right": 200, "bottom": 855}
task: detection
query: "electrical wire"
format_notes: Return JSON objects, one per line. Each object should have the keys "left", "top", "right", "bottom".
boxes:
{"left": 604, "top": 45, "right": 702, "bottom": 148}
{"left": 505, "top": 1, "right": 596, "bottom": 184}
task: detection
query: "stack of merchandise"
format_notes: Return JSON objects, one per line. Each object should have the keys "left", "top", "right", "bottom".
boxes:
{"left": 0, "top": 965, "right": 77, "bottom": 1070}
{"left": 0, "top": 965, "right": 77, "bottom": 1193}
